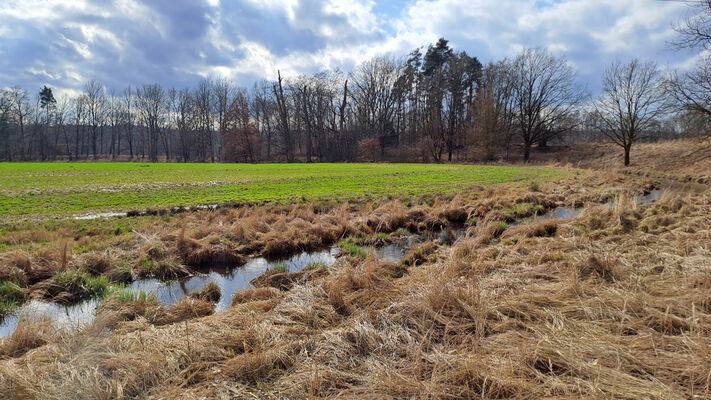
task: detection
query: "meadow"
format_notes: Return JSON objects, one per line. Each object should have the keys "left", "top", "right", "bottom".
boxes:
{"left": 1, "top": 142, "right": 709, "bottom": 399}
{"left": 0, "top": 162, "right": 566, "bottom": 221}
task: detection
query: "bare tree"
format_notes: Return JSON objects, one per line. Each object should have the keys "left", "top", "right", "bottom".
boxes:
{"left": 194, "top": 78, "right": 215, "bottom": 162}
{"left": 666, "top": 65, "right": 711, "bottom": 121}
{"left": 135, "top": 84, "right": 166, "bottom": 162}
{"left": 8, "top": 88, "right": 31, "bottom": 160}
{"left": 122, "top": 86, "right": 135, "bottom": 159}
{"left": 83, "top": 80, "right": 107, "bottom": 158}
{"left": 593, "top": 60, "right": 668, "bottom": 166}
{"left": 666, "top": 1, "right": 711, "bottom": 126}
{"left": 252, "top": 81, "right": 277, "bottom": 160}
{"left": 672, "top": 0, "right": 711, "bottom": 51}
{"left": 169, "top": 88, "right": 196, "bottom": 162}
{"left": 273, "top": 70, "right": 295, "bottom": 162}
{"left": 214, "top": 78, "right": 235, "bottom": 160}
{"left": 349, "top": 56, "right": 403, "bottom": 157}
{"left": 0, "top": 90, "right": 12, "bottom": 161}
{"left": 509, "top": 48, "right": 583, "bottom": 161}
{"left": 54, "top": 95, "right": 71, "bottom": 159}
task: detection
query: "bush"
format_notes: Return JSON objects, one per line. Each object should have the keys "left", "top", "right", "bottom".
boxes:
{"left": 358, "top": 138, "right": 381, "bottom": 162}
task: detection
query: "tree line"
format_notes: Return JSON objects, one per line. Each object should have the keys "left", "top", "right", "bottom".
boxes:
{"left": 1, "top": 32, "right": 710, "bottom": 165}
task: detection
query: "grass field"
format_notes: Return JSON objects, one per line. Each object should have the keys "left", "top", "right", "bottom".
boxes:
{"left": 0, "top": 163, "right": 568, "bottom": 220}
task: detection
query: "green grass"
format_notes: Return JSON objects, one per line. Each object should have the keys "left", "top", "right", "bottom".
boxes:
{"left": 114, "top": 288, "right": 155, "bottom": 304}
{"left": 54, "top": 270, "right": 113, "bottom": 299}
{"left": 0, "top": 162, "right": 569, "bottom": 221}
{"left": 269, "top": 262, "right": 289, "bottom": 274}
{"left": 338, "top": 242, "right": 368, "bottom": 259}
{"left": 0, "top": 281, "right": 25, "bottom": 315}
{"left": 305, "top": 262, "right": 325, "bottom": 271}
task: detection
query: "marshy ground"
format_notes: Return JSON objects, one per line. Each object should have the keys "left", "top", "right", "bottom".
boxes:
{"left": 0, "top": 139, "right": 710, "bottom": 399}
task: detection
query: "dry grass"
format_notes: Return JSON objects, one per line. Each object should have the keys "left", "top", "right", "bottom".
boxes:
{"left": 189, "top": 282, "right": 221, "bottom": 304}
{"left": 0, "top": 164, "right": 709, "bottom": 398}
{"left": 251, "top": 266, "right": 329, "bottom": 291}
{"left": 534, "top": 137, "right": 711, "bottom": 184}
{"left": 0, "top": 317, "right": 57, "bottom": 359}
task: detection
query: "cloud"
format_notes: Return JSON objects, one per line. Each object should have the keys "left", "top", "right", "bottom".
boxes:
{"left": 0, "top": 0, "right": 701, "bottom": 96}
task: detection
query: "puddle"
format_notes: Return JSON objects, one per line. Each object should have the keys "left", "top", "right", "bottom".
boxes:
{"left": 0, "top": 298, "right": 101, "bottom": 338}
{"left": 518, "top": 188, "right": 665, "bottom": 225}
{"left": 73, "top": 212, "right": 128, "bottom": 220}
{"left": 538, "top": 207, "right": 583, "bottom": 221}
{"left": 132, "top": 248, "right": 340, "bottom": 313}
{"left": 0, "top": 243, "right": 406, "bottom": 338}
{"left": 641, "top": 189, "right": 662, "bottom": 204}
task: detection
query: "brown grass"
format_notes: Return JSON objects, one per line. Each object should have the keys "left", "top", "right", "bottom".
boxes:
{"left": 189, "top": 282, "right": 221, "bottom": 303}
{"left": 251, "top": 266, "right": 329, "bottom": 291}
{"left": 1, "top": 166, "right": 709, "bottom": 398}
{"left": 231, "top": 287, "right": 282, "bottom": 307}
{"left": 500, "top": 219, "right": 557, "bottom": 240}
{"left": 0, "top": 317, "right": 57, "bottom": 359}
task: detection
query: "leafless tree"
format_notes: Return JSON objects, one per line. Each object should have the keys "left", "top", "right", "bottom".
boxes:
{"left": 214, "top": 77, "right": 235, "bottom": 159}
{"left": 0, "top": 90, "right": 12, "bottom": 161}
{"left": 194, "top": 78, "right": 215, "bottom": 162}
{"left": 593, "top": 60, "right": 668, "bottom": 166}
{"left": 122, "top": 86, "right": 135, "bottom": 158}
{"left": 8, "top": 88, "right": 31, "bottom": 160}
{"left": 672, "top": 0, "right": 711, "bottom": 51}
{"left": 666, "top": 1, "right": 711, "bottom": 127}
{"left": 349, "top": 56, "right": 403, "bottom": 156}
{"left": 273, "top": 70, "right": 295, "bottom": 162}
{"left": 169, "top": 88, "right": 196, "bottom": 162}
{"left": 135, "top": 84, "right": 166, "bottom": 162}
{"left": 252, "top": 81, "right": 277, "bottom": 160}
{"left": 83, "top": 80, "right": 107, "bottom": 158}
{"left": 54, "top": 95, "right": 71, "bottom": 159}
{"left": 509, "top": 48, "right": 584, "bottom": 161}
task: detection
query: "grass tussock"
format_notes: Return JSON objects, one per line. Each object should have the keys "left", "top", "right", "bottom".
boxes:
{"left": 0, "top": 317, "right": 57, "bottom": 359}
{"left": 500, "top": 219, "right": 557, "bottom": 240}
{"left": 95, "top": 291, "right": 214, "bottom": 331}
{"left": 251, "top": 266, "right": 329, "bottom": 291}
{"left": 153, "top": 297, "right": 214, "bottom": 326}
{"left": 231, "top": 287, "right": 282, "bottom": 307}
{"left": 401, "top": 241, "right": 439, "bottom": 267}
{"left": 31, "top": 269, "right": 113, "bottom": 303}
{"left": 189, "top": 282, "right": 221, "bottom": 304}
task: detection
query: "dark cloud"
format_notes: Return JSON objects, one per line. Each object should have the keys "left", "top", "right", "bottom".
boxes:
{"left": 0, "top": 0, "right": 701, "bottom": 96}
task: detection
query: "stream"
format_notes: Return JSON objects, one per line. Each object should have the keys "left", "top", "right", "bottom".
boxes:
{"left": 0, "top": 243, "right": 409, "bottom": 338}
{"left": 1, "top": 189, "right": 665, "bottom": 338}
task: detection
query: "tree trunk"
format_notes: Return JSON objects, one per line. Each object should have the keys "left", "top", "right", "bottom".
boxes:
{"left": 624, "top": 146, "right": 631, "bottom": 166}
{"left": 523, "top": 142, "right": 531, "bottom": 161}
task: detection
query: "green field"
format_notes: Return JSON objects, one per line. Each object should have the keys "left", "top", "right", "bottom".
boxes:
{"left": 0, "top": 163, "right": 569, "bottom": 221}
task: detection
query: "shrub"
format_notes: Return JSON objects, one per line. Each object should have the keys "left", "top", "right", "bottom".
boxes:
{"left": 358, "top": 138, "right": 381, "bottom": 162}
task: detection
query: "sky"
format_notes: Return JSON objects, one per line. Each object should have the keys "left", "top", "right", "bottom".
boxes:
{"left": 0, "top": 0, "right": 702, "bottom": 97}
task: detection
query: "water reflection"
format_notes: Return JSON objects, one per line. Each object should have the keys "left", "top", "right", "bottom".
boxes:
{"left": 3, "top": 189, "right": 667, "bottom": 338}
{"left": 0, "top": 245, "right": 398, "bottom": 337}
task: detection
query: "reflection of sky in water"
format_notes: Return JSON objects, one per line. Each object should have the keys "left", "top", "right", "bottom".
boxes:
{"left": 0, "top": 298, "right": 101, "bottom": 338}
{"left": 131, "top": 248, "right": 340, "bottom": 312}
{"left": 2, "top": 190, "right": 667, "bottom": 338}
{"left": 1, "top": 247, "right": 346, "bottom": 337}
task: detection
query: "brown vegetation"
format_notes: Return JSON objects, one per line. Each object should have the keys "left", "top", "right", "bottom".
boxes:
{"left": 0, "top": 158, "right": 709, "bottom": 398}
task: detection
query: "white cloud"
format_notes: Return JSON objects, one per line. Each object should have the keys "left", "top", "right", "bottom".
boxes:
{"left": 0, "top": 0, "right": 702, "bottom": 94}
